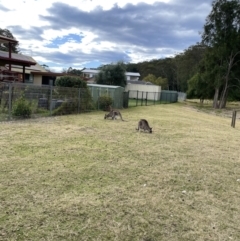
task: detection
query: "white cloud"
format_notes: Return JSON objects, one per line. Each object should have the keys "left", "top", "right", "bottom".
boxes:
{"left": 0, "top": 0, "right": 212, "bottom": 69}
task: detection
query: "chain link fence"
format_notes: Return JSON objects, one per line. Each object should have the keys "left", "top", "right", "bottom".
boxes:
{"left": 178, "top": 92, "right": 187, "bottom": 102}
{"left": 0, "top": 82, "right": 94, "bottom": 121}
{"left": 0, "top": 82, "right": 187, "bottom": 121}
{"left": 127, "top": 90, "right": 180, "bottom": 107}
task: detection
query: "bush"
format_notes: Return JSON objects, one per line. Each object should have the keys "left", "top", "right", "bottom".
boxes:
{"left": 12, "top": 96, "right": 32, "bottom": 118}
{"left": 54, "top": 76, "right": 94, "bottom": 113}
{"left": 55, "top": 76, "right": 87, "bottom": 88}
{"left": 52, "top": 99, "right": 78, "bottom": 115}
{"left": 98, "top": 95, "right": 113, "bottom": 111}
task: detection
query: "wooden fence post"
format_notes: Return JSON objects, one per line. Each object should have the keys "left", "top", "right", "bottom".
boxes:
{"left": 231, "top": 110, "right": 237, "bottom": 128}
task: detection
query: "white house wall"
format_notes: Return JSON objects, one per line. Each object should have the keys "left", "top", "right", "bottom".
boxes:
{"left": 130, "top": 76, "right": 139, "bottom": 81}
{"left": 125, "top": 84, "right": 161, "bottom": 100}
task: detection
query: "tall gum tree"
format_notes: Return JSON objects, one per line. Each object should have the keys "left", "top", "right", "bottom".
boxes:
{"left": 201, "top": 0, "right": 240, "bottom": 108}
{"left": 96, "top": 62, "right": 127, "bottom": 87}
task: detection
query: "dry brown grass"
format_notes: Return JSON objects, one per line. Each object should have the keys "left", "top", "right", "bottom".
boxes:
{"left": 0, "top": 103, "right": 240, "bottom": 241}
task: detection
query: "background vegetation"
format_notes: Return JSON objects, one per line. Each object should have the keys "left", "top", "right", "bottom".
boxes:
{"left": 96, "top": 61, "right": 127, "bottom": 87}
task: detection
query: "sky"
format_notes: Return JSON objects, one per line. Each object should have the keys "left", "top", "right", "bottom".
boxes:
{"left": 0, "top": 0, "right": 213, "bottom": 72}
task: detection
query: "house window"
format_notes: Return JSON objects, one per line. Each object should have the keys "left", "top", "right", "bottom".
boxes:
{"left": 24, "top": 74, "right": 34, "bottom": 83}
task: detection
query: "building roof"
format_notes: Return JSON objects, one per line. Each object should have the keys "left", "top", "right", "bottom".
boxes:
{"left": 87, "top": 83, "right": 124, "bottom": 89}
{"left": 82, "top": 69, "right": 100, "bottom": 74}
{"left": 125, "top": 72, "right": 140, "bottom": 77}
{"left": 0, "top": 35, "right": 18, "bottom": 44}
{"left": 11, "top": 63, "right": 47, "bottom": 72}
{"left": 127, "top": 80, "right": 154, "bottom": 85}
{"left": 0, "top": 50, "right": 36, "bottom": 66}
{"left": 11, "top": 62, "right": 79, "bottom": 77}
{"left": 31, "top": 71, "right": 65, "bottom": 77}
{"left": 82, "top": 68, "right": 140, "bottom": 77}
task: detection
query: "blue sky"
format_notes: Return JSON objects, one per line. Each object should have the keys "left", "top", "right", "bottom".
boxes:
{"left": 0, "top": 0, "right": 213, "bottom": 72}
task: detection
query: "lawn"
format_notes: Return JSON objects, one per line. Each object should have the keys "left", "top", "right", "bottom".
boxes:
{"left": 0, "top": 103, "right": 240, "bottom": 241}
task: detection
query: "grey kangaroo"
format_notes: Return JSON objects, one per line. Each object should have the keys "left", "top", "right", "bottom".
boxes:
{"left": 104, "top": 106, "right": 124, "bottom": 121}
{"left": 136, "top": 119, "right": 152, "bottom": 133}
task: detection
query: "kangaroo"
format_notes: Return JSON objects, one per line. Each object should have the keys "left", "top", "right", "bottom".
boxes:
{"left": 136, "top": 119, "right": 152, "bottom": 133}
{"left": 104, "top": 106, "right": 124, "bottom": 121}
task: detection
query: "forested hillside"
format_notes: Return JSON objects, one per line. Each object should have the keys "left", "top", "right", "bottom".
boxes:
{"left": 125, "top": 44, "right": 206, "bottom": 92}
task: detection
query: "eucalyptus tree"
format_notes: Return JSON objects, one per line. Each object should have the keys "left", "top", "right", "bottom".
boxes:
{"left": 96, "top": 61, "right": 127, "bottom": 87}
{"left": 201, "top": 0, "right": 240, "bottom": 108}
{"left": 143, "top": 74, "right": 168, "bottom": 89}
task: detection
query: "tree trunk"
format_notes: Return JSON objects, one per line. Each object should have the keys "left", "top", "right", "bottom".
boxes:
{"left": 219, "top": 89, "right": 228, "bottom": 109}
{"left": 219, "top": 51, "right": 240, "bottom": 109}
{"left": 213, "top": 88, "right": 219, "bottom": 109}
{"left": 219, "top": 75, "right": 229, "bottom": 109}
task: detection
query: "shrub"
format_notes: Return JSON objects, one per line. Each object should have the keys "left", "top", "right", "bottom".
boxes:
{"left": 52, "top": 99, "right": 78, "bottom": 115}
{"left": 12, "top": 96, "right": 32, "bottom": 118}
{"left": 55, "top": 76, "right": 87, "bottom": 88}
{"left": 54, "top": 76, "right": 94, "bottom": 113}
{"left": 98, "top": 95, "right": 113, "bottom": 111}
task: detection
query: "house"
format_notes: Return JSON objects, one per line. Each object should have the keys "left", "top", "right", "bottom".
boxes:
{"left": 0, "top": 35, "right": 37, "bottom": 82}
{"left": 0, "top": 52, "right": 65, "bottom": 85}
{"left": 11, "top": 62, "right": 66, "bottom": 85}
{"left": 125, "top": 72, "right": 140, "bottom": 81}
{"left": 82, "top": 68, "right": 140, "bottom": 83}
{"left": 0, "top": 35, "right": 66, "bottom": 85}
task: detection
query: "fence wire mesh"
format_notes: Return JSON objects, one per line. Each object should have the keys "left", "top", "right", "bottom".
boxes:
{"left": 0, "top": 82, "right": 186, "bottom": 121}
{"left": 128, "top": 90, "right": 179, "bottom": 107}
{"left": 0, "top": 83, "right": 94, "bottom": 121}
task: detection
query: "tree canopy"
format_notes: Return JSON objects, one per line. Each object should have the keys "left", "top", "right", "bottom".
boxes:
{"left": 96, "top": 62, "right": 127, "bottom": 87}
{"left": 55, "top": 76, "right": 87, "bottom": 88}
{"left": 0, "top": 28, "right": 19, "bottom": 53}
{"left": 62, "top": 67, "right": 84, "bottom": 76}
{"left": 143, "top": 74, "right": 168, "bottom": 90}
{"left": 200, "top": 0, "right": 240, "bottom": 108}
{"left": 125, "top": 44, "right": 205, "bottom": 92}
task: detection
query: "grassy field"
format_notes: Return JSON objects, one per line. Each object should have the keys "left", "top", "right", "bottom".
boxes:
{"left": 0, "top": 103, "right": 240, "bottom": 241}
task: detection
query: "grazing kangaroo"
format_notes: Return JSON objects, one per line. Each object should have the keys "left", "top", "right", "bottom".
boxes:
{"left": 104, "top": 106, "right": 124, "bottom": 121}
{"left": 136, "top": 119, "right": 152, "bottom": 133}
